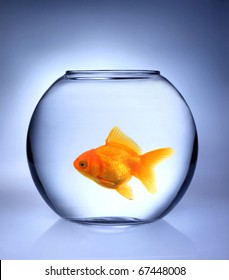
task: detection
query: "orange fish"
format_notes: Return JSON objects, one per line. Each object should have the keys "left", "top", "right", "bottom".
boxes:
{"left": 73, "top": 127, "right": 174, "bottom": 200}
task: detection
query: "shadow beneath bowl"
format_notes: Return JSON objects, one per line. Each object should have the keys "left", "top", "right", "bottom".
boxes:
{"left": 31, "top": 218, "right": 198, "bottom": 259}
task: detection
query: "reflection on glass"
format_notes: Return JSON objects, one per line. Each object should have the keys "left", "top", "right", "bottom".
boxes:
{"left": 31, "top": 219, "right": 197, "bottom": 259}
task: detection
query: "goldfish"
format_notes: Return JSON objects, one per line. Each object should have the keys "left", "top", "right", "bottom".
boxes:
{"left": 73, "top": 127, "right": 174, "bottom": 200}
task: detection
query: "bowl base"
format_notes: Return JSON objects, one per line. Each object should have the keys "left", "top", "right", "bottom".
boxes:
{"left": 66, "top": 216, "right": 153, "bottom": 226}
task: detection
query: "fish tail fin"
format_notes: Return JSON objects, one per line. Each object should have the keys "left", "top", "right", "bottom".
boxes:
{"left": 133, "top": 148, "right": 174, "bottom": 194}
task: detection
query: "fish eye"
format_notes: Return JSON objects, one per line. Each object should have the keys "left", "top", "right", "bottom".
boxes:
{"left": 79, "top": 160, "right": 87, "bottom": 168}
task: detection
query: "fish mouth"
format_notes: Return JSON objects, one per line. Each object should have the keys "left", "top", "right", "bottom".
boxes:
{"left": 73, "top": 159, "right": 79, "bottom": 170}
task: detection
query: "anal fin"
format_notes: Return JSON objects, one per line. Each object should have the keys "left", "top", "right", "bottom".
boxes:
{"left": 116, "top": 184, "right": 134, "bottom": 200}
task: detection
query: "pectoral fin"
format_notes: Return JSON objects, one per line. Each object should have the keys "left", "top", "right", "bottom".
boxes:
{"left": 116, "top": 184, "right": 134, "bottom": 200}
{"left": 96, "top": 177, "right": 134, "bottom": 199}
{"left": 96, "top": 177, "right": 116, "bottom": 189}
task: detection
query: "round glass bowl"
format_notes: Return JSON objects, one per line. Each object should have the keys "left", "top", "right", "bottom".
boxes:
{"left": 27, "top": 70, "right": 198, "bottom": 225}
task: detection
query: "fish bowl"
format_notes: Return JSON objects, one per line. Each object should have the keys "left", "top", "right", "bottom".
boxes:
{"left": 27, "top": 70, "right": 198, "bottom": 225}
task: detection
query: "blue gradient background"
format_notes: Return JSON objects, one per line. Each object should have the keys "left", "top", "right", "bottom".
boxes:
{"left": 0, "top": 0, "right": 228, "bottom": 259}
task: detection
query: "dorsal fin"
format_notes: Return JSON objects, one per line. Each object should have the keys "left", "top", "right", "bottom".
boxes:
{"left": 105, "top": 126, "right": 141, "bottom": 154}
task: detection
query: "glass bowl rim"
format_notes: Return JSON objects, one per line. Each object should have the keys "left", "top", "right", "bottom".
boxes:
{"left": 65, "top": 70, "right": 160, "bottom": 80}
